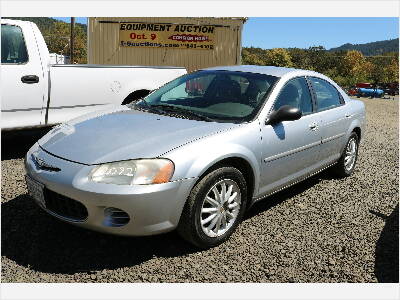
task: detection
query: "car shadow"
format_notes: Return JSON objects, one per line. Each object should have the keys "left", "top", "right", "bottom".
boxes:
{"left": 1, "top": 128, "right": 52, "bottom": 161}
{"left": 271, "top": 123, "right": 285, "bottom": 140}
{"left": 373, "top": 204, "right": 399, "bottom": 283}
{"left": 1, "top": 194, "right": 198, "bottom": 274}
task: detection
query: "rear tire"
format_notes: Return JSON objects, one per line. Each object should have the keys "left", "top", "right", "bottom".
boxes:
{"left": 331, "top": 132, "right": 359, "bottom": 177}
{"left": 177, "top": 167, "right": 247, "bottom": 249}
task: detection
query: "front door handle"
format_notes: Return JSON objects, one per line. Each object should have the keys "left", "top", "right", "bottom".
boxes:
{"left": 21, "top": 75, "right": 39, "bottom": 84}
{"left": 309, "top": 122, "right": 318, "bottom": 131}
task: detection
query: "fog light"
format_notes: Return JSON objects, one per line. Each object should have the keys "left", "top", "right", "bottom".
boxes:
{"left": 103, "top": 207, "right": 130, "bottom": 227}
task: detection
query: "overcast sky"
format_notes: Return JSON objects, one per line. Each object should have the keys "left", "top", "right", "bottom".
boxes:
{"left": 53, "top": 17, "right": 399, "bottom": 50}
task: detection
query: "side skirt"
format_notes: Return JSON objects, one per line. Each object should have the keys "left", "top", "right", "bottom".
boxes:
{"left": 248, "top": 161, "right": 337, "bottom": 209}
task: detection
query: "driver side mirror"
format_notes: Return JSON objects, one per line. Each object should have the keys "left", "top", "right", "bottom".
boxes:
{"left": 265, "top": 105, "right": 302, "bottom": 125}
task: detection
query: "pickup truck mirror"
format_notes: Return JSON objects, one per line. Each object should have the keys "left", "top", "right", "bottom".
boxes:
{"left": 265, "top": 105, "right": 302, "bottom": 125}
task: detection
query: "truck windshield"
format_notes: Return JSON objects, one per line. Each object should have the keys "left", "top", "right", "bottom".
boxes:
{"left": 135, "top": 70, "right": 278, "bottom": 123}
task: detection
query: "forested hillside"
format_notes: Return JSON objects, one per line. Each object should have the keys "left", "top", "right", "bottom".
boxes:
{"left": 329, "top": 38, "right": 399, "bottom": 56}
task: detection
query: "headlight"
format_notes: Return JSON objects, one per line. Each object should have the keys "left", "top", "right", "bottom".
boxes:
{"left": 89, "top": 159, "right": 174, "bottom": 185}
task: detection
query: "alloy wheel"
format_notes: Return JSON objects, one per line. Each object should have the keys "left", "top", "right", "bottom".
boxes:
{"left": 200, "top": 179, "right": 241, "bottom": 238}
{"left": 344, "top": 137, "right": 357, "bottom": 171}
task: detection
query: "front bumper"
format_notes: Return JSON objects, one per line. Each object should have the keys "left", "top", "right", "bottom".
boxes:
{"left": 25, "top": 143, "right": 197, "bottom": 236}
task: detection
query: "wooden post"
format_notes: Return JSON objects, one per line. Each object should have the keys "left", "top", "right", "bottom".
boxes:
{"left": 70, "top": 17, "right": 75, "bottom": 63}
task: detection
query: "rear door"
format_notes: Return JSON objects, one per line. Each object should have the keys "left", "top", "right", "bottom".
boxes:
{"left": 259, "top": 76, "right": 322, "bottom": 196}
{"left": 307, "top": 77, "right": 350, "bottom": 165}
{"left": 1, "top": 21, "right": 46, "bottom": 129}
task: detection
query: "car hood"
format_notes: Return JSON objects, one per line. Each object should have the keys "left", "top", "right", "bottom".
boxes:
{"left": 38, "top": 106, "right": 237, "bottom": 165}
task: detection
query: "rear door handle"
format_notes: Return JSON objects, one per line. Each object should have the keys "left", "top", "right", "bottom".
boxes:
{"left": 309, "top": 122, "right": 318, "bottom": 131}
{"left": 345, "top": 114, "right": 352, "bottom": 118}
{"left": 21, "top": 75, "right": 39, "bottom": 84}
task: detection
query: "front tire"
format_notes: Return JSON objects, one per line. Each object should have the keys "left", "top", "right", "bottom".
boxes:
{"left": 331, "top": 132, "right": 359, "bottom": 177}
{"left": 177, "top": 167, "right": 247, "bottom": 249}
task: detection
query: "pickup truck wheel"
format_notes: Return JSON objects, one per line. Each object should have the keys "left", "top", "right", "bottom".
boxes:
{"left": 331, "top": 132, "right": 359, "bottom": 177}
{"left": 177, "top": 167, "right": 247, "bottom": 249}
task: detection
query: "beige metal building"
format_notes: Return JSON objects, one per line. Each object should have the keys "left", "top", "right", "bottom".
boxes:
{"left": 88, "top": 17, "right": 246, "bottom": 72}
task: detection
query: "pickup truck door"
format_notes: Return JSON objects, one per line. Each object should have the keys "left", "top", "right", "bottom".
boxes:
{"left": 258, "top": 76, "right": 322, "bottom": 196}
{"left": 1, "top": 22, "right": 46, "bottom": 129}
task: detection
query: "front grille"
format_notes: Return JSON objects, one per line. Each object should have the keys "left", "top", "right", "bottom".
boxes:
{"left": 44, "top": 189, "right": 88, "bottom": 221}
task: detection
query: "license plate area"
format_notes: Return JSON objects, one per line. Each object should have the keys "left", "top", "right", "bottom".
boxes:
{"left": 25, "top": 175, "right": 46, "bottom": 208}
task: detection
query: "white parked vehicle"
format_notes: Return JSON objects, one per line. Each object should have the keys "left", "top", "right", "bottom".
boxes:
{"left": 49, "top": 53, "right": 69, "bottom": 64}
{"left": 1, "top": 19, "right": 186, "bottom": 130}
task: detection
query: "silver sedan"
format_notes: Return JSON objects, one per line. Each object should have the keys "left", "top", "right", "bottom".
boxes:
{"left": 25, "top": 66, "right": 366, "bottom": 248}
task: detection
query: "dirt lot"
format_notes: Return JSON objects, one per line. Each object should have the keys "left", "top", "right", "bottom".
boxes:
{"left": 1, "top": 98, "right": 398, "bottom": 283}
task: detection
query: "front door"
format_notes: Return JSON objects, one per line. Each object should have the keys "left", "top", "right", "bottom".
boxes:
{"left": 1, "top": 22, "right": 46, "bottom": 129}
{"left": 259, "top": 76, "right": 322, "bottom": 196}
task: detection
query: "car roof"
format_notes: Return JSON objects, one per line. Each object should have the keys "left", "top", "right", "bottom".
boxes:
{"left": 201, "top": 65, "right": 319, "bottom": 78}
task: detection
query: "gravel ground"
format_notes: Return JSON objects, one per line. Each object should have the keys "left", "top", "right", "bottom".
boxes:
{"left": 1, "top": 98, "right": 398, "bottom": 283}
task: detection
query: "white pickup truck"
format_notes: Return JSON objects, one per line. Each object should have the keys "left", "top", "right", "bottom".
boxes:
{"left": 1, "top": 19, "right": 187, "bottom": 130}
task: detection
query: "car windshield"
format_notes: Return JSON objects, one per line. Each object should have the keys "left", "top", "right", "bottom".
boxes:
{"left": 130, "top": 70, "right": 278, "bottom": 123}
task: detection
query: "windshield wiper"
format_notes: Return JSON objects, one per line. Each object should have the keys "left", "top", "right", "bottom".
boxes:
{"left": 149, "top": 104, "right": 214, "bottom": 122}
{"left": 130, "top": 99, "right": 164, "bottom": 114}
{"left": 129, "top": 98, "right": 148, "bottom": 108}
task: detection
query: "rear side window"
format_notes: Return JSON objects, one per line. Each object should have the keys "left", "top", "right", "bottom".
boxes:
{"left": 1, "top": 24, "right": 28, "bottom": 64}
{"left": 309, "top": 77, "right": 341, "bottom": 112}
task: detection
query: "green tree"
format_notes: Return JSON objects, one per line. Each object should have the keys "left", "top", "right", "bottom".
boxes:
{"left": 307, "top": 46, "right": 326, "bottom": 72}
{"left": 45, "top": 22, "right": 87, "bottom": 64}
{"left": 264, "top": 48, "right": 293, "bottom": 67}
{"left": 367, "top": 57, "right": 387, "bottom": 87}
{"left": 241, "top": 48, "right": 264, "bottom": 65}
{"left": 382, "top": 58, "right": 399, "bottom": 83}
{"left": 341, "top": 50, "right": 370, "bottom": 87}
{"left": 289, "top": 48, "right": 313, "bottom": 70}
{"left": 241, "top": 46, "right": 398, "bottom": 90}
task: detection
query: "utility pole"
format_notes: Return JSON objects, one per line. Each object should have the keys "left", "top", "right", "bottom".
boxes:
{"left": 70, "top": 17, "right": 75, "bottom": 64}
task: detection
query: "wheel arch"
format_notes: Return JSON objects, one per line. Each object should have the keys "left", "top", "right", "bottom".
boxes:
{"left": 190, "top": 155, "right": 257, "bottom": 209}
{"left": 122, "top": 89, "right": 151, "bottom": 105}
{"left": 341, "top": 119, "right": 363, "bottom": 154}
{"left": 352, "top": 126, "right": 361, "bottom": 141}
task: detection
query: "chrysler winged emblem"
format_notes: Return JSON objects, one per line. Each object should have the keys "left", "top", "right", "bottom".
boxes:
{"left": 31, "top": 153, "right": 61, "bottom": 172}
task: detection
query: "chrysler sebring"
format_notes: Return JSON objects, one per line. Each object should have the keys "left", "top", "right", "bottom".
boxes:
{"left": 25, "top": 66, "right": 366, "bottom": 248}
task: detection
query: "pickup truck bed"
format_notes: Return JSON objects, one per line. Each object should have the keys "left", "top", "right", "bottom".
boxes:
{"left": 46, "top": 64, "right": 186, "bottom": 126}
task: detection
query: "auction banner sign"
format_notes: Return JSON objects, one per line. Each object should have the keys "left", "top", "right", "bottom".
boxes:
{"left": 119, "top": 22, "right": 215, "bottom": 50}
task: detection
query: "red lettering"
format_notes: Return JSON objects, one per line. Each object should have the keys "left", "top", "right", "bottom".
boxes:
{"left": 129, "top": 33, "right": 147, "bottom": 40}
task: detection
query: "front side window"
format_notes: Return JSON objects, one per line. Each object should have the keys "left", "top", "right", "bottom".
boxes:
{"left": 273, "top": 77, "right": 313, "bottom": 115}
{"left": 309, "top": 77, "right": 341, "bottom": 112}
{"left": 134, "top": 70, "right": 278, "bottom": 123}
{"left": 1, "top": 24, "right": 28, "bottom": 64}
